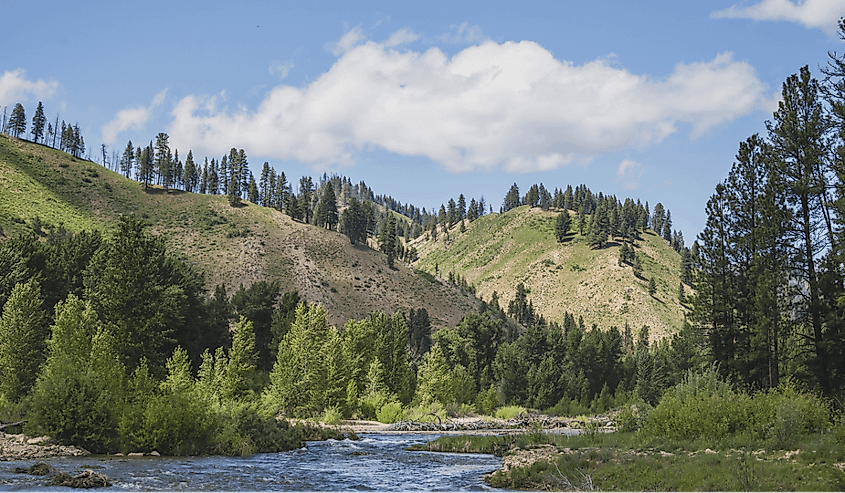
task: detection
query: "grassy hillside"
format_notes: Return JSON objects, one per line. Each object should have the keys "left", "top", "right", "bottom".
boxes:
{"left": 0, "top": 134, "right": 479, "bottom": 329}
{"left": 412, "top": 206, "right": 689, "bottom": 340}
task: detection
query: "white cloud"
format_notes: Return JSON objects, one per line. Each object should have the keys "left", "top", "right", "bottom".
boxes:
{"left": 167, "top": 30, "right": 770, "bottom": 173}
{"left": 712, "top": 0, "right": 845, "bottom": 34}
{"left": 0, "top": 69, "right": 59, "bottom": 107}
{"left": 616, "top": 159, "right": 644, "bottom": 190}
{"left": 385, "top": 27, "right": 420, "bottom": 47}
{"left": 330, "top": 26, "right": 365, "bottom": 56}
{"left": 437, "top": 22, "right": 486, "bottom": 44}
{"left": 101, "top": 89, "right": 167, "bottom": 144}
{"left": 269, "top": 61, "right": 294, "bottom": 79}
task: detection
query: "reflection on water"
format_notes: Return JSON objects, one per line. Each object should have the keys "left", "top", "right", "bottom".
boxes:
{"left": 0, "top": 433, "right": 504, "bottom": 491}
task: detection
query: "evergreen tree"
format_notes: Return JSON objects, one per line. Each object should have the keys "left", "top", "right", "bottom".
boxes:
{"left": 299, "top": 177, "right": 314, "bottom": 223}
{"left": 8, "top": 103, "right": 26, "bottom": 138}
{"left": 259, "top": 162, "right": 271, "bottom": 206}
{"left": 120, "top": 140, "right": 134, "bottom": 178}
{"left": 154, "top": 133, "right": 171, "bottom": 190}
{"left": 31, "top": 101, "right": 46, "bottom": 143}
{"left": 247, "top": 172, "right": 259, "bottom": 204}
{"left": 503, "top": 183, "right": 520, "bottom": 212}
{"left": 223, "top": 316, "right": 257, "bottom": 400}
{"left": 340, "top": 197, "right": 367, "bottom": 245}
{"left": 0, "top": 279, "right": 48, "bottom": 401}
{"left": 554, "top": 211, "right": 571, "bottom": 242}
{"left": 266, "top": 303, "right": 331, "bottom": 416}
{"left": 379, "top": 214, "right": 397, "bottom": 268}
{"left": 209, "top": 158, "right": 219, "bottom": 195}
{"left": 183, "top": 150, "right": 198, "bottom": 193}
{"left": 767, "top": 66, "right": 834, "bottom": 391}
{"left": 662, "top": 210, "right": 673, "bottom": 242}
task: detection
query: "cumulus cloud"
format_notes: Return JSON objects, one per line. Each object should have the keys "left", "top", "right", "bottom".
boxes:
{"left": 168, "top": 29, "right": 770, "bottom": 173}
{"left": 616, "top": 159, "right": 644, "bottom": 190}
{"left": 101, "top": 89, "right": 167, "bottom": 144}
{"left": 0, "top": 69, "right": 59, "bottom": 107}
{"left": 712, "top": 0, "right": 845, "bottom": 34}
{"left": 330, "top": 26, "right": 366, "bottom": 56}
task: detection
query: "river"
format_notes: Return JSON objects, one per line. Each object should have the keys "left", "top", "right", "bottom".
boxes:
{"left": 0, "top": 433, "right": 505, "bottom": 491}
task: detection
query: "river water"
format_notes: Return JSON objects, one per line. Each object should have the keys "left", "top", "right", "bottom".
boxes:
{"left": 0, "top": 433, "right": 505, "bottom": 491}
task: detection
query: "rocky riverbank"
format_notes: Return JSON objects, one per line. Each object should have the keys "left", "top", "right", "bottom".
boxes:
{"left": 343, "top": 411, "right": 616, "bottom": 434}
{"left": 0, "top": 432, "right": 89, "bottom": 460}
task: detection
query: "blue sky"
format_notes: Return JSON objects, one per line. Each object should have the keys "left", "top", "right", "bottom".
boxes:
{"left": 2, "top": 0, "right": 844, "bottom": 239}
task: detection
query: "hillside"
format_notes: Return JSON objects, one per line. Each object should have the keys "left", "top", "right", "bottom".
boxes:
{"left": 411, "top": 206, "right": 689, "bottom": 340}
{"left": 0, "top": 134, "right": 479, "bottom": 329}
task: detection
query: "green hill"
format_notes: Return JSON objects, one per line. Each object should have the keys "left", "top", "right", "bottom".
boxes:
{"left": 0, "top": 134, "right": 479, "bottom": 329}
{"left": 411, "top": 205, "right": 689, "bottom": 340}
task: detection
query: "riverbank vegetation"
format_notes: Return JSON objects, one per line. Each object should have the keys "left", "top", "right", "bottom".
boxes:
{"left": 421, "top": 366, "right": 845, "bottom": 491}
{"left": 0, "top": 212, "right": 842, "bottom": 460}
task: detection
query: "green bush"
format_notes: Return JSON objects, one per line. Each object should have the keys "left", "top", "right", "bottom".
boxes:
{"left": 474, "top": 385, "right": 499, "bottom": 416}
{"left": 644, "top": 368, "right": 832, "bottom": 445}
{"left": 213, "top": 401, "right": 308, "bottom": 456}
{"left": 139, "top": 390, "right": 219, "bottom": 455}
{"left": 26, "top": 364, "right": 121, "bottom": 454}
{"left": 495, "top": 405, "right": 526, "bottom": 420}
{"left": 615, "top": 402, "right": 650, "bottom": 433}
{"left": 320, "top": 406, "right": 343, "bottom": 426}
{"left": 376, "top": 401, "right": 404, "bottom": 423}
{"left": 406, "top": 401, "right": 446, "bottom": 423}
{"left": 833, "top": 415, "right": 845, "bottom": 445}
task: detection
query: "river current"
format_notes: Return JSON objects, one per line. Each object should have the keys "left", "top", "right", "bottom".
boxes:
{"left": 0, "top": 433, "right": 505, "bottom": 491}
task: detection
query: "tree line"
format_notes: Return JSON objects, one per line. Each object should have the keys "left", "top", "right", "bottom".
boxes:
{"left": 689, "top": 22, "right": 845, "bottom": 399}
{"left": 2, "top": 101, "right": 86, "bottom": 158}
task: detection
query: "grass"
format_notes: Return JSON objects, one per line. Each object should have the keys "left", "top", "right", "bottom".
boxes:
{"left": 0, "top": 134, "right": 480, "bottom": 330}
{"left": 419, "top": 429, "right": 845, "bottom": 491}
{"left": 411, "top": 206, "right": 689, "bottom": 341}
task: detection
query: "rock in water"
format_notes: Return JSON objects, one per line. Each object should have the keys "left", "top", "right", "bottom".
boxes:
{"left": 50, "top": 469, "right": 112, "bottom": 488}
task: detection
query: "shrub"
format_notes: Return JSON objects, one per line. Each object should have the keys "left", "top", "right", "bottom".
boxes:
{"left": 406, "top": 401, "right": 446, "bottom": 423}
{"left": 139, "top": 390, "right": 219, "bottom": 455}
{"left": 214, "top": 401, "right": 305, "bottom": 456}
{"left": 376, "top": 401, "right": 404, "bottom": 423}
{"left": 320, "top": 406, "right": 343, "bottom": 426}
{"left": 474, "top": 385, "right": 499, "bottom": 416}
{"left": 615, "top": 402, "right": 650, "bottom": 432}
{"left": 495, "top": 405, "right": 526, "bottom": 420}
{"left": 644, "top": 367, "right": 832, "bottom": 445}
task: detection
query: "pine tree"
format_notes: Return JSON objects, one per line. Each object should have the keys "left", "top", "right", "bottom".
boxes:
{"left": 154, "top": 133, "right": 171, "bottom": 190}
{"left": 503, "top": 183, "right": 520, "bottom": 212}
{"left": 299, "top": 177, "right": 314, "bottom": 223}
{"left": 259, "top": 162, "right": 271, "bottom": 206}
{"left": 208, "top": 158, "right": 219, "bottom": 195}
{"left": 0, "top": 279, "right": 48, "bottom": 401}
{"left": 223, "top": 316, "right": 257, "bottom": 400}
{"left": 554, "top": 211, "right": 571, "bottom": 242}
{"left": 199, "top": 158, "right": 209, "bottom": 194}
{"left": 379, "top": 214, "right": 397, "bottom": 268}
{"left": 317, "top": 183, "right": 338, "bottom": 230}
{"left": 662, "top": 210, "right": 673, "bottom": 242}
{"left": 120, "top": 140, "right": 135, "bottom": 178}
{"left": 266, "top": 303, "right": 331, "bottom": 416}
{"left": 183, "top": 150, "right": 197, "bottom": 193}
{"left": 31, "top": 101, "right": 46, "bottom": 143}
{"left": 8, "top": 103, "right": 26, "bottom": 138}
{"left": 767, "top": 66, "right": 832, "bottom": 391}
{"left": 247, "top": 172, "right": 259, "bottom": 204}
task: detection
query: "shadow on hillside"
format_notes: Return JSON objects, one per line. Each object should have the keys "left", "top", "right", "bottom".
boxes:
{"left": 142, "top": 187, "right": 187, "bottom": 195}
